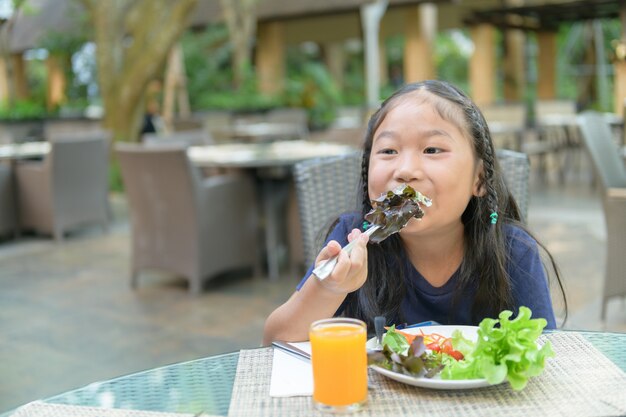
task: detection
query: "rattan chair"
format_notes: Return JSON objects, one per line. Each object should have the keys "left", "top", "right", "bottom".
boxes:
{"left": 577, "top": 111, "right": 626, "bottom": 320}
{"left": 496, "top": 149, "right": 531, "bottom": 223}
{"left": 15, "top": 135, "right": 110, "bottom": 241}
{"left": 293, "top": 152, "right": 362, "bottom": 267}
{"left": 116, "top": 144, "right": 260, "bottom": 294}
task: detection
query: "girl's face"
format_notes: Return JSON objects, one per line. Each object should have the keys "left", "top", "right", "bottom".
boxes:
{"left": 367, "top": 95, "right": 483, "bottom": 237}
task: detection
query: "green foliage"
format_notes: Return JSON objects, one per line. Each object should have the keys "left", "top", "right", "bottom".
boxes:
{"left": 542, "top": 20, "right": 621, "bottom": 112}
{"left": 40, "top": 31, "right": 89, "bottom": 57}
{"left": 195, "top": 69, "right": 282, "bottom": 111}
{"left": 183, "top": 26, "right": 282, "bottom": 112}
{"left": 283, "top": 62, "right": 340, "bottom": 130}
{"left": 181, "top": 25, "right": 232, "bottom": 106}
{"left": 108, "top": 158, "right": 124, "bottom": 193}
{"left": 0, "top": 100, "right": 50, "bottom": 120}
{"left": 435, "top": 30, "right": 470, "bottom": 93}
{"left": 197, "top": 90, "right": 281, "bottom": 112}
{"left": 341, "top": 45, "right": 366, "bottom": 105}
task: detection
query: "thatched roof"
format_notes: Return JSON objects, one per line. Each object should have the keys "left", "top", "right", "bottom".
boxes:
{"left": 1, "top": 0, "right": 85, "bottom": 53}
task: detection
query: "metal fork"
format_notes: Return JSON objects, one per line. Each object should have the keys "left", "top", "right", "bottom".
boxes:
{"left": 312, "top": 224, "right": 381, "bottom": 281}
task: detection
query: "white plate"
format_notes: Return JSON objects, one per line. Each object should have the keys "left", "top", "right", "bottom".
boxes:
{"left": 368, "top": 325, "right": 499, "bottom": 390}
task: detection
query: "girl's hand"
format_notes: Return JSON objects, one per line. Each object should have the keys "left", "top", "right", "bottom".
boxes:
{"left": 313, "top": 229, "right": 369, "bottom": 294}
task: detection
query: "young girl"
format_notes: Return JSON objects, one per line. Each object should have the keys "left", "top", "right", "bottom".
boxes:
{"left": 263, "top": 80, "right": 566, "bottom": 344}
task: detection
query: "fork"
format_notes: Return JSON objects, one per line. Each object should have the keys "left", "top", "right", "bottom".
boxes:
{"left": 312, "top": 224, "right": 381, "bottom": 281}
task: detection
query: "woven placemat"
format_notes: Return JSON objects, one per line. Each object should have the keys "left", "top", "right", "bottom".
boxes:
{"left": 9, "top": 401, "right": 220, "bottom": 417}
{"left": 228, "top": 333, "right": 626, "bottom": 417}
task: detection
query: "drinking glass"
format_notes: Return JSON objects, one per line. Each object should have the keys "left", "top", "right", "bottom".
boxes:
{"left": 309, "top": 318, "right": 367, "bottom": 413}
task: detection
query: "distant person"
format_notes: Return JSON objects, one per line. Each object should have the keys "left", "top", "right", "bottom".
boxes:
{"left": 141, "top": 80, "right": 163, "bottom": 140}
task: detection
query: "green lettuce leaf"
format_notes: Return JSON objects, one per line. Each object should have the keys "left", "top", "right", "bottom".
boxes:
{"left": 442, "top": 306, "right": 554, "bottom": 390}
{"left": 382, "top": 325, "right": 410, "bottom": 355}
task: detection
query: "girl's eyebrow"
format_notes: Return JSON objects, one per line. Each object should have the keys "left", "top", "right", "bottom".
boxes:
{"left": 374, "top": 128, "right": 455, "bottom": 142}
{"left": 422, "top": 129, "right": 455, "bottom": 141}
{"left": 373, "top": 130, "right": 397, "bottom": 142}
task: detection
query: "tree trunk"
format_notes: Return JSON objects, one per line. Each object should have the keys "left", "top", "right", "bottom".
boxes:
{"left": 219, "top": 0, "right": 258, "bottom": 90}
{"left": 81, "top": 0, "right": 197, "bottom": 143}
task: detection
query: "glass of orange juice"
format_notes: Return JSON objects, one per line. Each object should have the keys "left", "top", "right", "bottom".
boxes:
{"left": 309, "top": 318, "right": 367, "bottom": 413}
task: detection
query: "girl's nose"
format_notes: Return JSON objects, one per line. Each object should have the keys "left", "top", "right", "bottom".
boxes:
{"left": 395, "top": 154, "right": 422, "bottom": 183}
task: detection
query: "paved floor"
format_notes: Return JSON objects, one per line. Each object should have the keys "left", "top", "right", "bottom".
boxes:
{"left": 1, "top": 158, "right": 625, "bottom": 414}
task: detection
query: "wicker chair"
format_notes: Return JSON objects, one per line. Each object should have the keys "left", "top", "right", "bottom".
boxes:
{"left": 496, "top": 149, "right": 531, "bottom": 223}
{"left": 577, "top": 111, "right": 626, "bottom": 320}
{"left": 15, "top": 135, "right": 110, "bottom": 241}
{"left": 293, "top": 152, "right": 362, "bottom": 267}
{"left": 116, "top": 144, "right": 260, "bottom": 294}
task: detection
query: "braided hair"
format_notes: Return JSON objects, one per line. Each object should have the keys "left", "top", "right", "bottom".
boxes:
{"left": 342, "top": 80, "right": 566, "bottom": 327}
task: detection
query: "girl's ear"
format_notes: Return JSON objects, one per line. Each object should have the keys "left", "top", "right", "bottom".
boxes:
{"left": 472, "top": 160, "right": 487, "bottom": 197}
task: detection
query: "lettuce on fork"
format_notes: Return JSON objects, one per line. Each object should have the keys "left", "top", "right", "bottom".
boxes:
{"left": 441, "top": 306, "right": 554, "bottom": 390}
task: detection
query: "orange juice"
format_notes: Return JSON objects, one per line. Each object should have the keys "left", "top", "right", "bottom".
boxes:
{"left": 309, "top": 318, "right": 367, "bottom": 412}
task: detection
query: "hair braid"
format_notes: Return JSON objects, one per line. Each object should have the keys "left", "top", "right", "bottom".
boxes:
{"left": 482, "top": 141, "right": 499, "bottom": 222}
{"left": 360, "top": 153, "right": 370, "bottom": 209}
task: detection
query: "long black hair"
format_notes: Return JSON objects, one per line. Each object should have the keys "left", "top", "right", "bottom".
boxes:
{"left": 340, "top": 80, "right": 567, "bottom": 328}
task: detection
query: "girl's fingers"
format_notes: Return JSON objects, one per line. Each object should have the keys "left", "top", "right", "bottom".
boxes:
{"left": 346, "top": 228, "right": 362, "bottom": 243}
{"left": 349, "top": 233, "right": 369, "bottom": 266}
{"left": 315, "top": 240, "right": 341, "bottom": 264}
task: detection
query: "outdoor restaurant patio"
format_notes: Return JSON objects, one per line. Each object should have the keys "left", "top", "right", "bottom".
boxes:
{"left": 1, "top": 0, "right": 626, "bottom": 416}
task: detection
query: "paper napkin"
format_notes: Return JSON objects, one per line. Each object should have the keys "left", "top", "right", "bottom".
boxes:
{"left": 269, "top": 341, "right": 313, "bottom": 397}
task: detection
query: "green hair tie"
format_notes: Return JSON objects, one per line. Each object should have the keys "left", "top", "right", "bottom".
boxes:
{"left": 490, "top": 212, "right": 498, "bottom": 225}
{"left": 362, "top": 221, "right": 370, "bottom": 230}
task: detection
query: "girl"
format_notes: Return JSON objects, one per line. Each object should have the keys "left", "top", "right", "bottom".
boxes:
{"left": 263, "top": 80, "right": 566, "bottom": 344}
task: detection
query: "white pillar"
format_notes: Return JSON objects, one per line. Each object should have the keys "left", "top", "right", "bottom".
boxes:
{"left": 361, "top": 0, "right": 388, "bottom": 110}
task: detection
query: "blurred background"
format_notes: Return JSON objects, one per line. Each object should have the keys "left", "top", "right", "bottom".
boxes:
{"left": 1, "top": 0, "right": 625, "bottom": 414}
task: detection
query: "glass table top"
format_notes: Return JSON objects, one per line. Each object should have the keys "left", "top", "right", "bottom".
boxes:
{"left": 6, "top": 330, "right": 626, "bottom": 417}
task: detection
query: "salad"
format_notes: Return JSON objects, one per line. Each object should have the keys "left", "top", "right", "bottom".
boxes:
{"left": 367, "top": 307, "right": 554, "bottom": 391}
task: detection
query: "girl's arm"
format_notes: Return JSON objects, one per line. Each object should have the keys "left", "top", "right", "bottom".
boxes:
{"left": 262, "top": 231, "right": 369, "bottom": 344}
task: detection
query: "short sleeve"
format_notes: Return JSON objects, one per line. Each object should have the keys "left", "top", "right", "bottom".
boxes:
{"left": 506, "top": 226, "right": 557, "bottom": 329}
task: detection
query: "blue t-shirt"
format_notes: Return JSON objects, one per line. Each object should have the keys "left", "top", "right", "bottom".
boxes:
{"left": 297, "top": 213, "right": 557, "bottom": 329}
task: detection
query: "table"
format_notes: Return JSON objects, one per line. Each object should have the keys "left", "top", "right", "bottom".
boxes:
{"left": 487, "top": 121, "right": 526, "bottom": 152}
{"left": 10, "top": 330, "right": 624, "bottom": 416}
{"left": 212, "top": 122, "right": 306, "bottom": 143}
{"left": 0, "top": 142, "right": 50, "bottom": 160}
{"left": 188, "top": 140, "right": 358, "bottom": 281}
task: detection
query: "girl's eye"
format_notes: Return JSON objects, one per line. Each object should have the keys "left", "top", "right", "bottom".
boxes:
{"left": 378, "top": 148, "right": 397, "bottom": 155}
{"left": 424, "top": 147, "right": 442, "bottom": 154}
